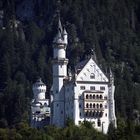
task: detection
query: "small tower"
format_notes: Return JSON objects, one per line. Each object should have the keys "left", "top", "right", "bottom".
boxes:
{"left": 32, "top": 78, "right": 46, "bottom": 101}
{"left": 52, "top": 18, "right": 68, "bottom": 127}
{"left": 31, "top": 78, "right": 50, "bottom": 128}
{"left": 108, "top": 68, "right": 117, "bottom": 128}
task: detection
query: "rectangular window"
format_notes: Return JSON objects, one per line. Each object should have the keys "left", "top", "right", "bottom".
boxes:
{"left": 90, "top": 86, "right": 95, "bottom": 90}
{"left": 100, "top": 86, "right": 105, "bottom": 90}
{"left": 80, "top": 86, "right": 85, "bottom": 90}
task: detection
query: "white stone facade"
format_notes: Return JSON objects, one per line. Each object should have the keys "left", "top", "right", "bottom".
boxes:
{"left": 51, "top": 19, "right": 117, "bottom": 134}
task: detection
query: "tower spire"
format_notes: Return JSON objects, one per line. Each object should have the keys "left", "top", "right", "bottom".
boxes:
{"left": 58, "top": 16, "right": 63, "bottom": 33}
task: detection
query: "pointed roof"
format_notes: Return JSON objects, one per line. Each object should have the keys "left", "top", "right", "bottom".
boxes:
{"left": 33, "top": 78, "right": 46, "bottom": 86}
{"left": 58, "top": 17, "right": 63, "bottom": 33}
{"left": 63, "top": 28, "right": 67, "bottom": 35}
{"left": 75, "top": 57, "right": 109, "bottom": 82}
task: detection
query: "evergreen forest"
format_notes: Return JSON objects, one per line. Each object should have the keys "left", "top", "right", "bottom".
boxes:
{"left": 0, "top": 0, "right": 140, "bottom": 139}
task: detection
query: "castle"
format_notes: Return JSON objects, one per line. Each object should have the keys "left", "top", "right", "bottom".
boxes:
{"left": 31, "top": 18, "right": 117, "bottom": 134}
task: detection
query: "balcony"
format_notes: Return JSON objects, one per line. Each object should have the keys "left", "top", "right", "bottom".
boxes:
{"left": 84, "top": 107, "right": 104, "bottom": 111}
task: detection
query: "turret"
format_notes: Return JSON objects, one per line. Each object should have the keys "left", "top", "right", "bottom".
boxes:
{"left": 32, "top": 78, "right": 46, "bottom": 101}
{"left": 53, "top": 18, "right": 68, "bottom": 46}
{"left": 108, "top": 68, "right": 117, "bottom": 128}
{"left": 31, "top": 78, "right": 50, "bottom": 128}
{"left": 63, "top": 28, "right": 68, "bottom": 45}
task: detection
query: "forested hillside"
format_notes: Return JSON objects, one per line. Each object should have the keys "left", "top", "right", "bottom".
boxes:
{"left": 0, "top": 0, "right": 140, "bottom": 139}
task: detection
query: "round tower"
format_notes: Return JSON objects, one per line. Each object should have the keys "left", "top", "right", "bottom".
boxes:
{"left": 32, "top": 78, "right": 46, "bottom": 101}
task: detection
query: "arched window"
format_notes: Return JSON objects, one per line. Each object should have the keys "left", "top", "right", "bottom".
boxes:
{"left": 96, "top": 95, "right": 99, "bottom": 99}
{"left": 93, "top": 95, "right": 95, "bottom": 99}
{"left": 100, "top": 95, "right": 102, "bottom": 99}
{"left": 86, "top": 103, "right": 89, "bottom": 108}
{"left": 97, "top": 104, "right": 99, "bottom": 108}
{"left": 90, "top": 103, "right": 92, "bottom": 108}
{"left": 86, "top": 94, "right": 88, "bottom": 99}
{"left": 93, "top": 103, "right": 95, "bottom": 108}
{"left": 90, "top": 94, "right": 92, "bottom": 99}
{"left": 100, "top": 104, "right": 103, "bottom": 108}
{"left": 90, "top": 73, "right": 95, "bottom": 79}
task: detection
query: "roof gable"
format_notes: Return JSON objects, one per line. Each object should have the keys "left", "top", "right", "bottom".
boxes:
{"left": 76, "top": 58, "right": 108, "bottom": 82}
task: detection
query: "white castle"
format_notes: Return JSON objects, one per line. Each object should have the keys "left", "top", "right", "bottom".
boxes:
{"left": 50, "top": 19, "right": 117, "bottom": 134}
{"left": 31, "top": 18, "right": 117, "bottom": 134}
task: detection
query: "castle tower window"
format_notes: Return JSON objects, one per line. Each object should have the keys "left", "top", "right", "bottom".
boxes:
{"left": 90, "top": 73, "right": 95, "bottom": 79}
{"left": 86, "top": 94, "right": 88, "bottom": 99}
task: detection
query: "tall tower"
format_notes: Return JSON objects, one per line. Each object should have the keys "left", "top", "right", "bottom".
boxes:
{"left": 52, "top": 18, "right": 68, "bottom": 126}
{"left": 108, "top": 69, "right": 117, "bottom": 127}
